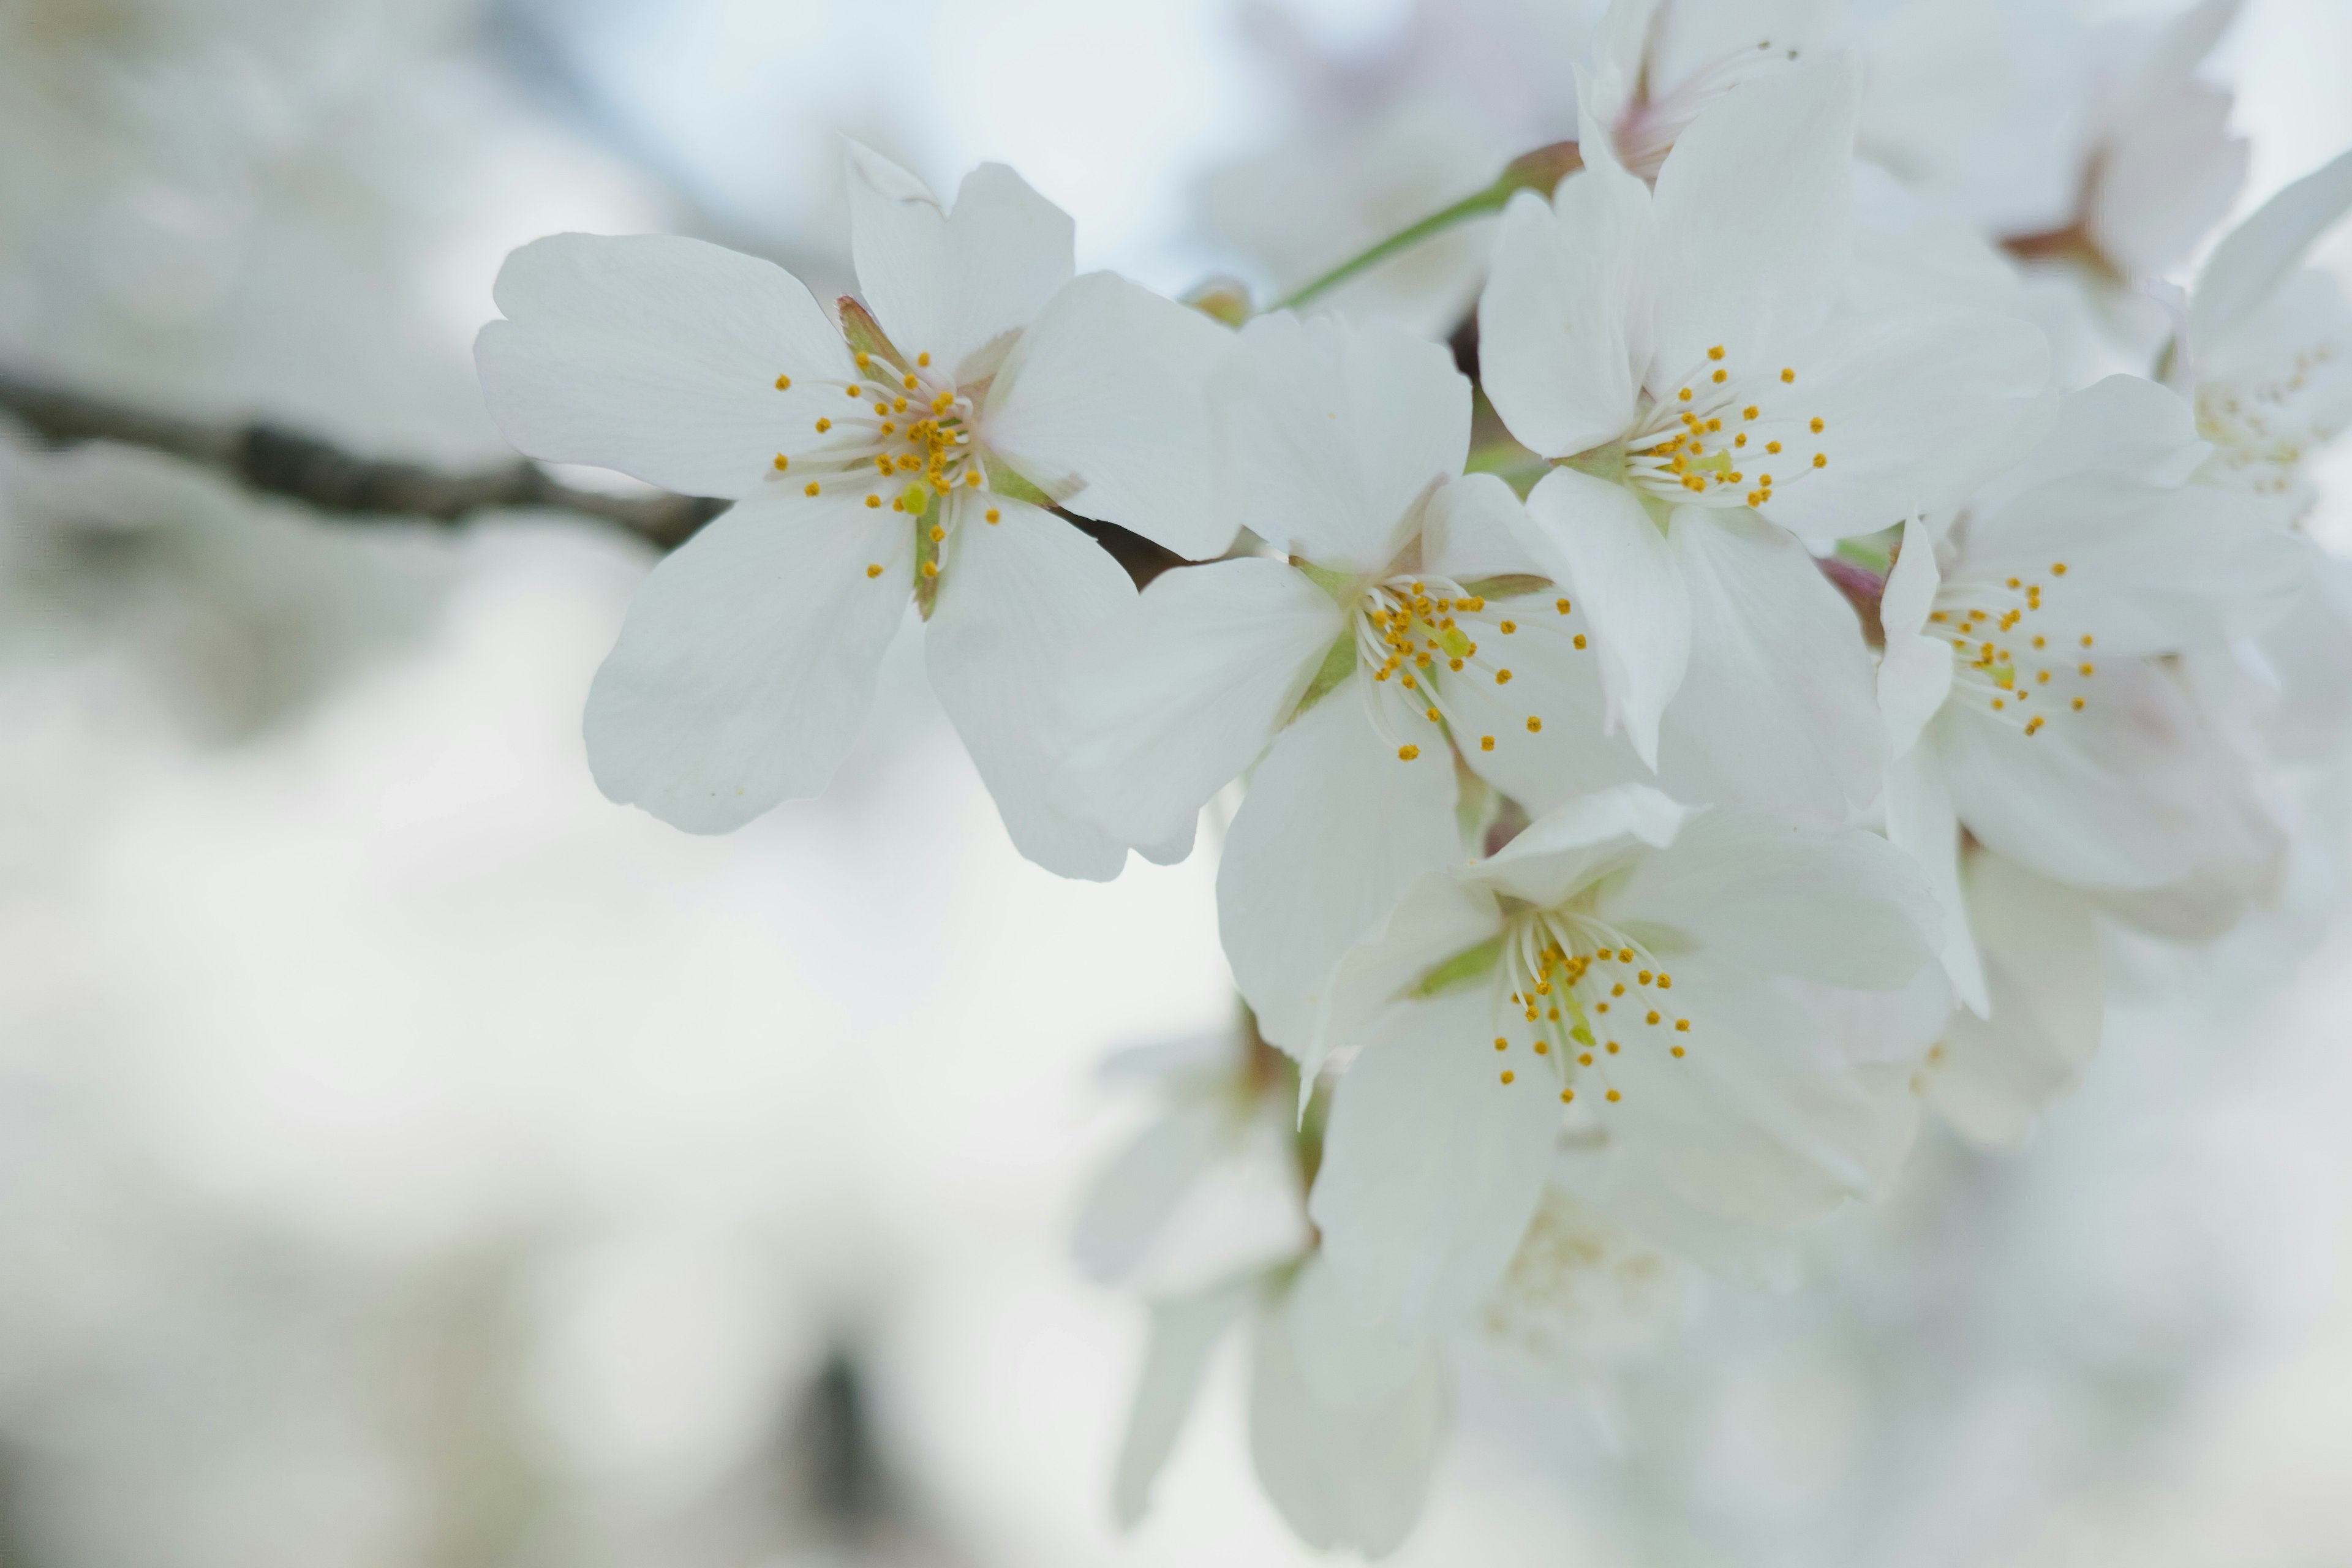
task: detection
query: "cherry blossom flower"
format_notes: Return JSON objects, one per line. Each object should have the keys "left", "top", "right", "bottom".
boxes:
{"left": 476, "top": 143, "right": 1233, "bottom": 875}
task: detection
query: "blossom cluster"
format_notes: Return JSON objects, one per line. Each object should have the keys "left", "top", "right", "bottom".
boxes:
{"left": 473, "top": 0, "right": 2352, "bottom": 1553}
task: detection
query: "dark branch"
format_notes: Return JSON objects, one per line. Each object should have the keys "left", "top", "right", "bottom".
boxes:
{"left": 0, "top": 367, "right": 726, "bottom": 551}
{"left": 0, "top": 366, "right": 1189, "bottom": 587}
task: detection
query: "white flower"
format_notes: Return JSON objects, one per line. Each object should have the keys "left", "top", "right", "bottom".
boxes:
{"left": 1588, "top": 0, "right": 1845, "bottom": 182}
{"left": 1301, "top": 785, "right": 1939, "bottom": 1333}
{"left": 2185, "top": 146, "right": 2352, "bottom": 515}
{"left": 474, "top": 143, "right": 1233, "bottom": 876}
{"left": 1879, "top": 375, "right": 2304, "bottom": 1012}
{"left": 1060, "top": 311, "right": 1640, "bottom": 1050}
{"left": 1480, "top": 58, "right": 2049, "bottom": 818}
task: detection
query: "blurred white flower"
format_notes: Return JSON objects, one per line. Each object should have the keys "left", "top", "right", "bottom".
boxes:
{"left": 476, "top": 143, "right": 1234, "bottom": 875}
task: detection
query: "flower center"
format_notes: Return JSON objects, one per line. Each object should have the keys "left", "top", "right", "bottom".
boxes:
{"left": 767, "top": 346, "right": 998, "bottom": 586}
{"left": 2196, "top": 341, "right": 2343, "bottom": 507}
{"left": 1928, "top": 563, "right": 2096, "bottom": 736}
{"left": 1621, "top": 347, "right": 1830, "bottom": 508}
{"left": 1348, "top": 573, "right": 1585, "bottom": 763}
{"left": 1487, "top": 905, "right": 1692, "bottom": 1104}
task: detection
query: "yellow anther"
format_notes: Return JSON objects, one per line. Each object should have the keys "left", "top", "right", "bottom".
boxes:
{"left": 775, "top": 374, "right": 793, "bottom": 390}
{"left": 1735, "top": 432, "right": 1747, "bottom": 447}
{"left": 1766, "top": 440, "right": 1782, "bottom": 453}
{"left": 965, "top": 470, "right": 982, "bottom": 487}
{"left": 902, "top": 374, "right": 918, "bottom": 391}
{"left": 1638, "top": 971, "right": 1652, "bottom": 984}
{"left": 846, "top": 385, "right": 861, "bottom": 398}
{"left": 2079, "top": 662, "right": 2095, "bottom": 676}
{"left": 1499, "top": 619, "right": 1517, "bottom": 633}
{"left": 1605, "top": 1088, "right": 1621, "bottom": 1102}
{"left": 804, "top": 481, "right": 821, "bottom": 496}
{"left": 1573, "top": 633, "right": 1587, "bottom": 649}
{"left": 1534, "top": 1041, "right": 1550, "bottom": 1055}
{"left": 1398, "top": 744, "right": 1420, "bottom": 761}
{"left": 1480, "top": 735, "right": 1495, "bottom": 751}
{"left": 1496, "top": 669, "right": 1513, "bottom": 684}
{"left": 1708, "top": 417, "right": 1722, "bottom": 431}
{"left": 1781, "top": 368, "right": 1796, "bottom": 383}
{"left": 865, "top": 562, "right": 883, "bottom": 578}
{"left": 929, "top": 524, "right": 945, "bottom": 543}
{"left": 1646, "top": 1010, "right": 1660, "bottom": 1025}
{"left": 1743, "top": 405, "right": 1759, "bottom": 420}
{"left": 1556, "top": 598, "right": 1572, "bottom": 614}
{"left": 2051, "top": 562, "right": 2068, "bottom": 576}
{"left": 864, "top": 494, "right": 881, "bottom": 509}
{"left": 917, "top": 351, "right": 930, "bottom": 366}
{"left": 1671, "top": 1045, "right": 1686, "bottom": 1058}
{"left": 1812, "top": 453, "right": 1827, "bottom": 467}
{"left": 897, "top": 398, "right": 911, "bottom": 413}
{"left": 2080, "top": 634, "right": 2094, "bottom": 648}
{"left": 1673, "top": 1018, "right": 1688, "bottom": 1031}
{"left": 1526, "top": 715, "right": 1543, "bottom": 733}
{"left": 1712, "top": 369, "right": 1728, "bottom": 383}
{"left": 1611, "top": 983, "right": 1624, "bottom": 996}
{"left": 1708, "top": 345, "right": 1726, "bottom": 360}
{"left": 854, "top": 352, "right": 870, "bottom": 369}
{"left": 2032, "top": 635, "right": 2046, "bottom": 648}
{"left": 2025, "top": 716, "right": 2045, "bottom": 736}
{"left": 1678, "top": 388, "right": 1693, "bottom": 402}
{"left": 1494, "top": 1037, "right": 1509, "bottom": 1051}
{"left": 2072, "top": 696, "right": 2086, "bottom": 710}
{"left": 1501, "top": 1070, "right": 1516, "bottom": 1085}
{"left": 1605, "top": 1041, "right": 1619, "bottom": 1054}
{"left": 921, "top": 559, "right": 939, "bottom": 579}
{"left": 815, "top": 417, "right": 832, "bottom": 433}
{"left": 1425, "top": 706, "right": 1441, "bottom": 721}
{"left": 1561, "top": 1088, "right": 1575, "bottom": 1103}
{"left": 1810, "top": 417, "right": 1825, "bottom": 433}
{"left": 875, "top": 403, "right": 889, "bottom": 416}
{"left": 773, "top": 453, "right": 790, "bottom": 471}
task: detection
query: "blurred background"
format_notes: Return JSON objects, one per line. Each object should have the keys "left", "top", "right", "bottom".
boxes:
{"left": 4, "top": 0, "right": 2352, "bottom": 1563}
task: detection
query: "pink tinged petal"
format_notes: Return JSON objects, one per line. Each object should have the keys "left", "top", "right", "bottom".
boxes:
{"left": 2193, "top": 146, "right": 2352, "bottom": 347}
{"left": 1647, "top": 58, "right": 1859, "bottom": 388}
{"left": 1218, "top": 683, "right": 1463, "bottom": 1055}
{"left": 1114, "top": 1280, "right": 1255, "bottom": 1530}
{"left": 1757, "top": 306, "right": 2052, "bottom": 540}
{"left": 1059, "top": 556, "right": 1345, "bottom": 851}
{"left": 1520, "top": 468, "right": 1689, "bottom": 768}
{"left": 1479, "top": 179, "right": 1647, "bottom": 460}
{"left": 582, "top": 489, "right": 912, "bottom": 833}
{"left": 1885, "top": 749, "right": 1989, "bottom": 1016}
{"left": 1308, "top": 986, "right": 1561, "bottom": 1335}
{"left": 1469, "top": 783, "right": 1691, "bottom": 909}
{"left": 1248, "top": 1297, "right": 1446, "bottom": 1558}
{"left": 1928, "top": 852, "right": 2104, "bottom": 1147}
{"left": 1608, "top": 809, "right": 1941, "bottom": 991}
{"left": 843, "top": 140, "right": 1075, "bottom": 377}
{"left": 1601, "top": 956, "right": 1919, "bottom": 1225}
{"left": 475, "top": 233, "right": 852, "bottom": 499}
{"left": 1653, "top": 509, "right": 1883, "bottom": 820}
{"left": 981, "top": 272, "right": 1235, "bottom": 559}
{"left": 925, "top": 496, "right": 1136, "bottom": 881}
{"left": 1879, "top": 516, "right": 1953, "bottom": 758}
{"left": 1213, "top": 312, "right": 1471, "bottom": 569}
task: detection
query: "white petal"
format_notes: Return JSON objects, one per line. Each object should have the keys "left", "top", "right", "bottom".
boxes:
{"left": 2194, "top": 146, "right": 2352, "bottom": 345}
{"left": 1933, "top": 661, "right": 2226, "bottom": 891}
{"left": 844, "top": 141, "right": 1074, "bottom": 376}
{"left": 1654, "top": 510, "right": 1883, "bottom": 819}
{"left": 926, "top": 496, "right": 1136, "bottom": 880}
{"left": 475, "top": 233, "right": 851, "bottom": 499}
{"left": 1248, "top": 1300, "right": 1446, "bottom": 1559}
{"left": 1598, "top": 956, "right": 1918, "bottom": 1225}
{"left": 2089, "top": 74, "right": 2247, "bottom": 281}
{"left": 583, "top": 490, "right": 911, "bottom": 832}
{"left": 1213, "top": 312, "right": 1471, "bottom": 569}
{"left": 1283, "top": 1254, "right": 1429, "bottom": 1412}
{"left": 1757, "top": 306, "right": 2052, "bottom": 540}
{"left": 1608, "top": 810, "right": 1940, "bottom": 990}
{"left": 1878, "top": 516, "right": 1953, "bottom": 758}
{"left": 983, "top": 273, "right": 1237, "bottom": 559}
{"left": 1478, "top": 178, "right": 1647, "bottom": 459}
{"left": 1648, "top": 58, "right": 1858, "bottom": 385}
{"left": 1470, "top": 784, "right": 1691, "bottom": 909}
{"left": 1218, "top": 682, "right": 1463, "bottom": 1054}
{"left": 1927, "top": 852, "right": 2105, "bottom": 1146}
{"left": 1520, "top": 469, "right": 1689, "bottom": 767}
{"left": 1446, "top": 592, "right": 1654, "bottom": 815}
{"left": 1419, "top": 472, "right": 1544, "bottom": 582}
{"left": 1305, "top": 872, "right": 1504, "bottom": 1110}
{"left": 1884, "top": 750, "right": 1988, "bottom": 1016}
{"left": 1076, "top": 1102, "right": 1313, "bottom": 1300}
{"left": 1966, "top": 374, "right": 2204, "bottom": 519}
{"left": 1114, "top": 1281, "right": 1255, "bottom": 1530}
{"left": 1060, "top": 557, "right": 1345, "bottom": 850}
{"left": 1072, "top": 1107, "right": 1223, "bottom": 1288}
{"left": 1309, "top": 986, "right": 1561, "bottom": 1333}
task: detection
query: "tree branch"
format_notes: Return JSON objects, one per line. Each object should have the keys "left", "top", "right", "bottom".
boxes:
{"left": 0, "top": 366, "right": 1186, "bottom": 586}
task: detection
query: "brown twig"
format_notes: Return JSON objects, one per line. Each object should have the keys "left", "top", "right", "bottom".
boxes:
{"left": 0, "top": 366, "right": 1189, "bottom": 586}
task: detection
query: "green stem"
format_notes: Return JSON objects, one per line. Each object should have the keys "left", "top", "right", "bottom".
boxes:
{"left": 1268, "top": 140, "right": 1583, "bottom": 315}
